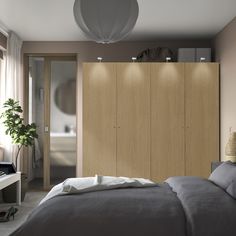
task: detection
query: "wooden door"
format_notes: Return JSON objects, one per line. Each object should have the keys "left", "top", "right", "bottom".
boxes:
{"left": 185, "top": 63, "right": 219, "bottom": 177}
{"left": 83, "top": 63, "right": 117, "bottom": 176}
{"left": 116, "top": 63, "right": 151, "bottom": 178}
{"left": 151, "top": 63, "right": 185, "bottom": 182}
{"left": 43, "top": 57, "right": 51, "bottom": 189}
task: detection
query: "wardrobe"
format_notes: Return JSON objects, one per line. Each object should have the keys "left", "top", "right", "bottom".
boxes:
{"left": 83, "top": 63, "right": 219, "bottom": 182}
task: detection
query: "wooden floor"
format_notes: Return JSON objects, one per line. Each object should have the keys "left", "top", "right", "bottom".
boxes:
{"left": 0, "top": 191, "right": 47, "bottom": 236}
{"left": 28, "top": 178, "right": 64, "bottom": 191}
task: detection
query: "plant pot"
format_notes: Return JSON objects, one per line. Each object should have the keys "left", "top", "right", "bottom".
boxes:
{"left": 2, "top": 173, "right": 28, "bottom": 203}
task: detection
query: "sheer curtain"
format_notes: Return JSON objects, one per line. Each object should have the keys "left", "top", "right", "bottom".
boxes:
{"left": 0, "top": 50, "right": 6, "bottom": 161}
{"left": 0, "top": 31, "right": 23, "bottom": 166}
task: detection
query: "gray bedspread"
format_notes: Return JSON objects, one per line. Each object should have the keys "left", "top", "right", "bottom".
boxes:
{"left": 11, "top": 183, "right": 186, "bottom": 236}
{"left": 11, "top": 177, "right": 236, "bottom": 236}
{"left": 166, "top": 176, "right": 236, "bottom": 236}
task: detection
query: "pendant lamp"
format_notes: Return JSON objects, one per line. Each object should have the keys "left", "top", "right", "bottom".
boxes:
{"left": 73, "top": 0, "right": 139, "bottom": 44}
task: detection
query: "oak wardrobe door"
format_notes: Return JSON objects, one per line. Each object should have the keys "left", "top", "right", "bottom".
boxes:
{"left": 83, "top": 63, "right": 117, "bottom": 176}
{"left": 151, "top": 63, "right": 185, "bottom": 182}
{"left": 117, "top": 63, "right": 151, "bottom": 178}
{"left": 185, "top": 63, "right": 219, "bottom": 178}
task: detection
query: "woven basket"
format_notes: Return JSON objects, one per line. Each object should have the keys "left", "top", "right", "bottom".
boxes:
{"left": 225, "top": 131, "right": 236, "bottom": 162}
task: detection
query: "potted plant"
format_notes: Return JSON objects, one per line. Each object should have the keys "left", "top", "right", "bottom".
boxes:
{"left": 0, "top": 98, "right": 38, "bottom": 202}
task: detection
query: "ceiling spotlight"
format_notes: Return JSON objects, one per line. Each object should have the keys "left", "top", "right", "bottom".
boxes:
{"left": 200, "top": 57, "right": 206, "bottom": 62}
{"left": 166, "top": 57, "right": 171, "bottom": 62}
{"left": 132, "top": 57, "right": 137, "bottom": 62}
{"left": 97, "top": 57, "right": 103, "bottom": 62}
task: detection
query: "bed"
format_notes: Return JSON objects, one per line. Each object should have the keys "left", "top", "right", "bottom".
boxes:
{"left": 11, "top": 162, "right": 236, "bottom": 236}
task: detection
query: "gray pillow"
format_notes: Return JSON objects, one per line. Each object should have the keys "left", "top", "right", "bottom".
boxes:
{"left": 209, "top": 161, "right": 236, "bottom": 190}
{"left": 226, "top": 180, "right": 236, "bottom": 199}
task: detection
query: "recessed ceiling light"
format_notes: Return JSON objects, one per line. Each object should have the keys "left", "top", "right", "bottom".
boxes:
{"left": 200, "top": 57, "right": 206, "bottom": 62}
{"left": 97, "top": 57, "right": 103, "bottom": 62}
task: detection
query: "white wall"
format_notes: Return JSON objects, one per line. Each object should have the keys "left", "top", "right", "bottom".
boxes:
{"left": 215, "top": 17, "right": 236, "bottom": 160}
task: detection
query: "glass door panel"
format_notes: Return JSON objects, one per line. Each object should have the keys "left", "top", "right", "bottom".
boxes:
{"left": 49, "top": 60, "right": 77, "bottom": 186}
{"left": 28, "top": 57, "right": 45, "bottom": 189}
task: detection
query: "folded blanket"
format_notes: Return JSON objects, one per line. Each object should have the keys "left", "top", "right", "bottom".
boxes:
{"left": 40, "top": 175, "right": 157, "bottom": 205}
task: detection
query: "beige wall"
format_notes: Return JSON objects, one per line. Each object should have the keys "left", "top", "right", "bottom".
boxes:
{"left": 22, "top": 39, "right": 212, "bottom": 176}
{"left": 22, "top": 40, "right": 212, "bottom": 61}
{"left": 215, "top": 17, "right": 236, "bottom": 160}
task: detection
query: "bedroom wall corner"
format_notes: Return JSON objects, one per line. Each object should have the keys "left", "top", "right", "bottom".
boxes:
{"left": 214, "top": 17, "right": 236, "bottom": 161}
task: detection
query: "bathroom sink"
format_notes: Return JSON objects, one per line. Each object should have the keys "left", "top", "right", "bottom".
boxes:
{"left": 50, "top": 132, "right": 76, "bottom": 137}
{"left": 50, "top": 133, "right": 76, "bottom": 166}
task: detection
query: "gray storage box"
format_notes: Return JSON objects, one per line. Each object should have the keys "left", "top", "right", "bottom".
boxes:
{"left": 178, "top": 48, "right": 195, "bottom": 62}
{"left": 178, "top": 48, "right": 211, "bottom": 62}
{"left": 196, "top": 48, "right": 211, "bottom": 62}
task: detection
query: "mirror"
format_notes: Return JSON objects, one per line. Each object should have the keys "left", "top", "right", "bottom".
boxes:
{"left": 54, "top": 79, "right": 76, "bottom": 115}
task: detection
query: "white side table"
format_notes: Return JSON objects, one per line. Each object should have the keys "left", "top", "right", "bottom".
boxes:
{"left": 0, "top": 172, "right": 21, "bottom": 205}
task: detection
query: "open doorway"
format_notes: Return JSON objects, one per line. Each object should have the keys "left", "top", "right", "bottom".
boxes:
{"left": 26, "top": 55, "right": 77, "bottom": 190}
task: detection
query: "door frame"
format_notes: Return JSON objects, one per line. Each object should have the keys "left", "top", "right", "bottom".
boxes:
{"left": 23, "top": 53, "right": 77, "bottom": 190}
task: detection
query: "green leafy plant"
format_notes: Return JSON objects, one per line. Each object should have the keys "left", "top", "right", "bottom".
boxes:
{"left": 0, "top": 98, "right": 38, "bottom": 170}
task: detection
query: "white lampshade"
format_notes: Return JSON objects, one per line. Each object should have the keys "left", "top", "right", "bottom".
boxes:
{"left": 73, "top": 0, "right": 139, "bottom": 44}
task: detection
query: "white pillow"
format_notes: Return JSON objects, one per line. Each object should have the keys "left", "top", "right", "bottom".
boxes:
{"left": 63, "top": 175, "right": 157, "bottom": 193}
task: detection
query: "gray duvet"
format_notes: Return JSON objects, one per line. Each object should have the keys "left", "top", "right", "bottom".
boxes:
{"left": 11, "top": 177, "right": 236, "bottom": 236}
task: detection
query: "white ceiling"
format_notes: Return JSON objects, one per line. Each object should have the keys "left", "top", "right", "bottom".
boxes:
{"left": 0, "top": 0, "right": 235, "bottom": 41}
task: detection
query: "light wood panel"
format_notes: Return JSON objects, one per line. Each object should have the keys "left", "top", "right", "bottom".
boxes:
{"left": 43, "top": 58, "right": 51, "bottom": 190}
{"left": 151, "top": 63, "right": 185, "bottom": 182}
{"left": 116, "top": 63, "right": 151, "bottom": 178}
{"left": 185, "top": 63, "right": 219, "bottom": 178}
{"left": 82, "top": 62, "right": 219, "bottom": 180}
{"left": 83, "top": 63, "right": 117, "bottom": 176}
